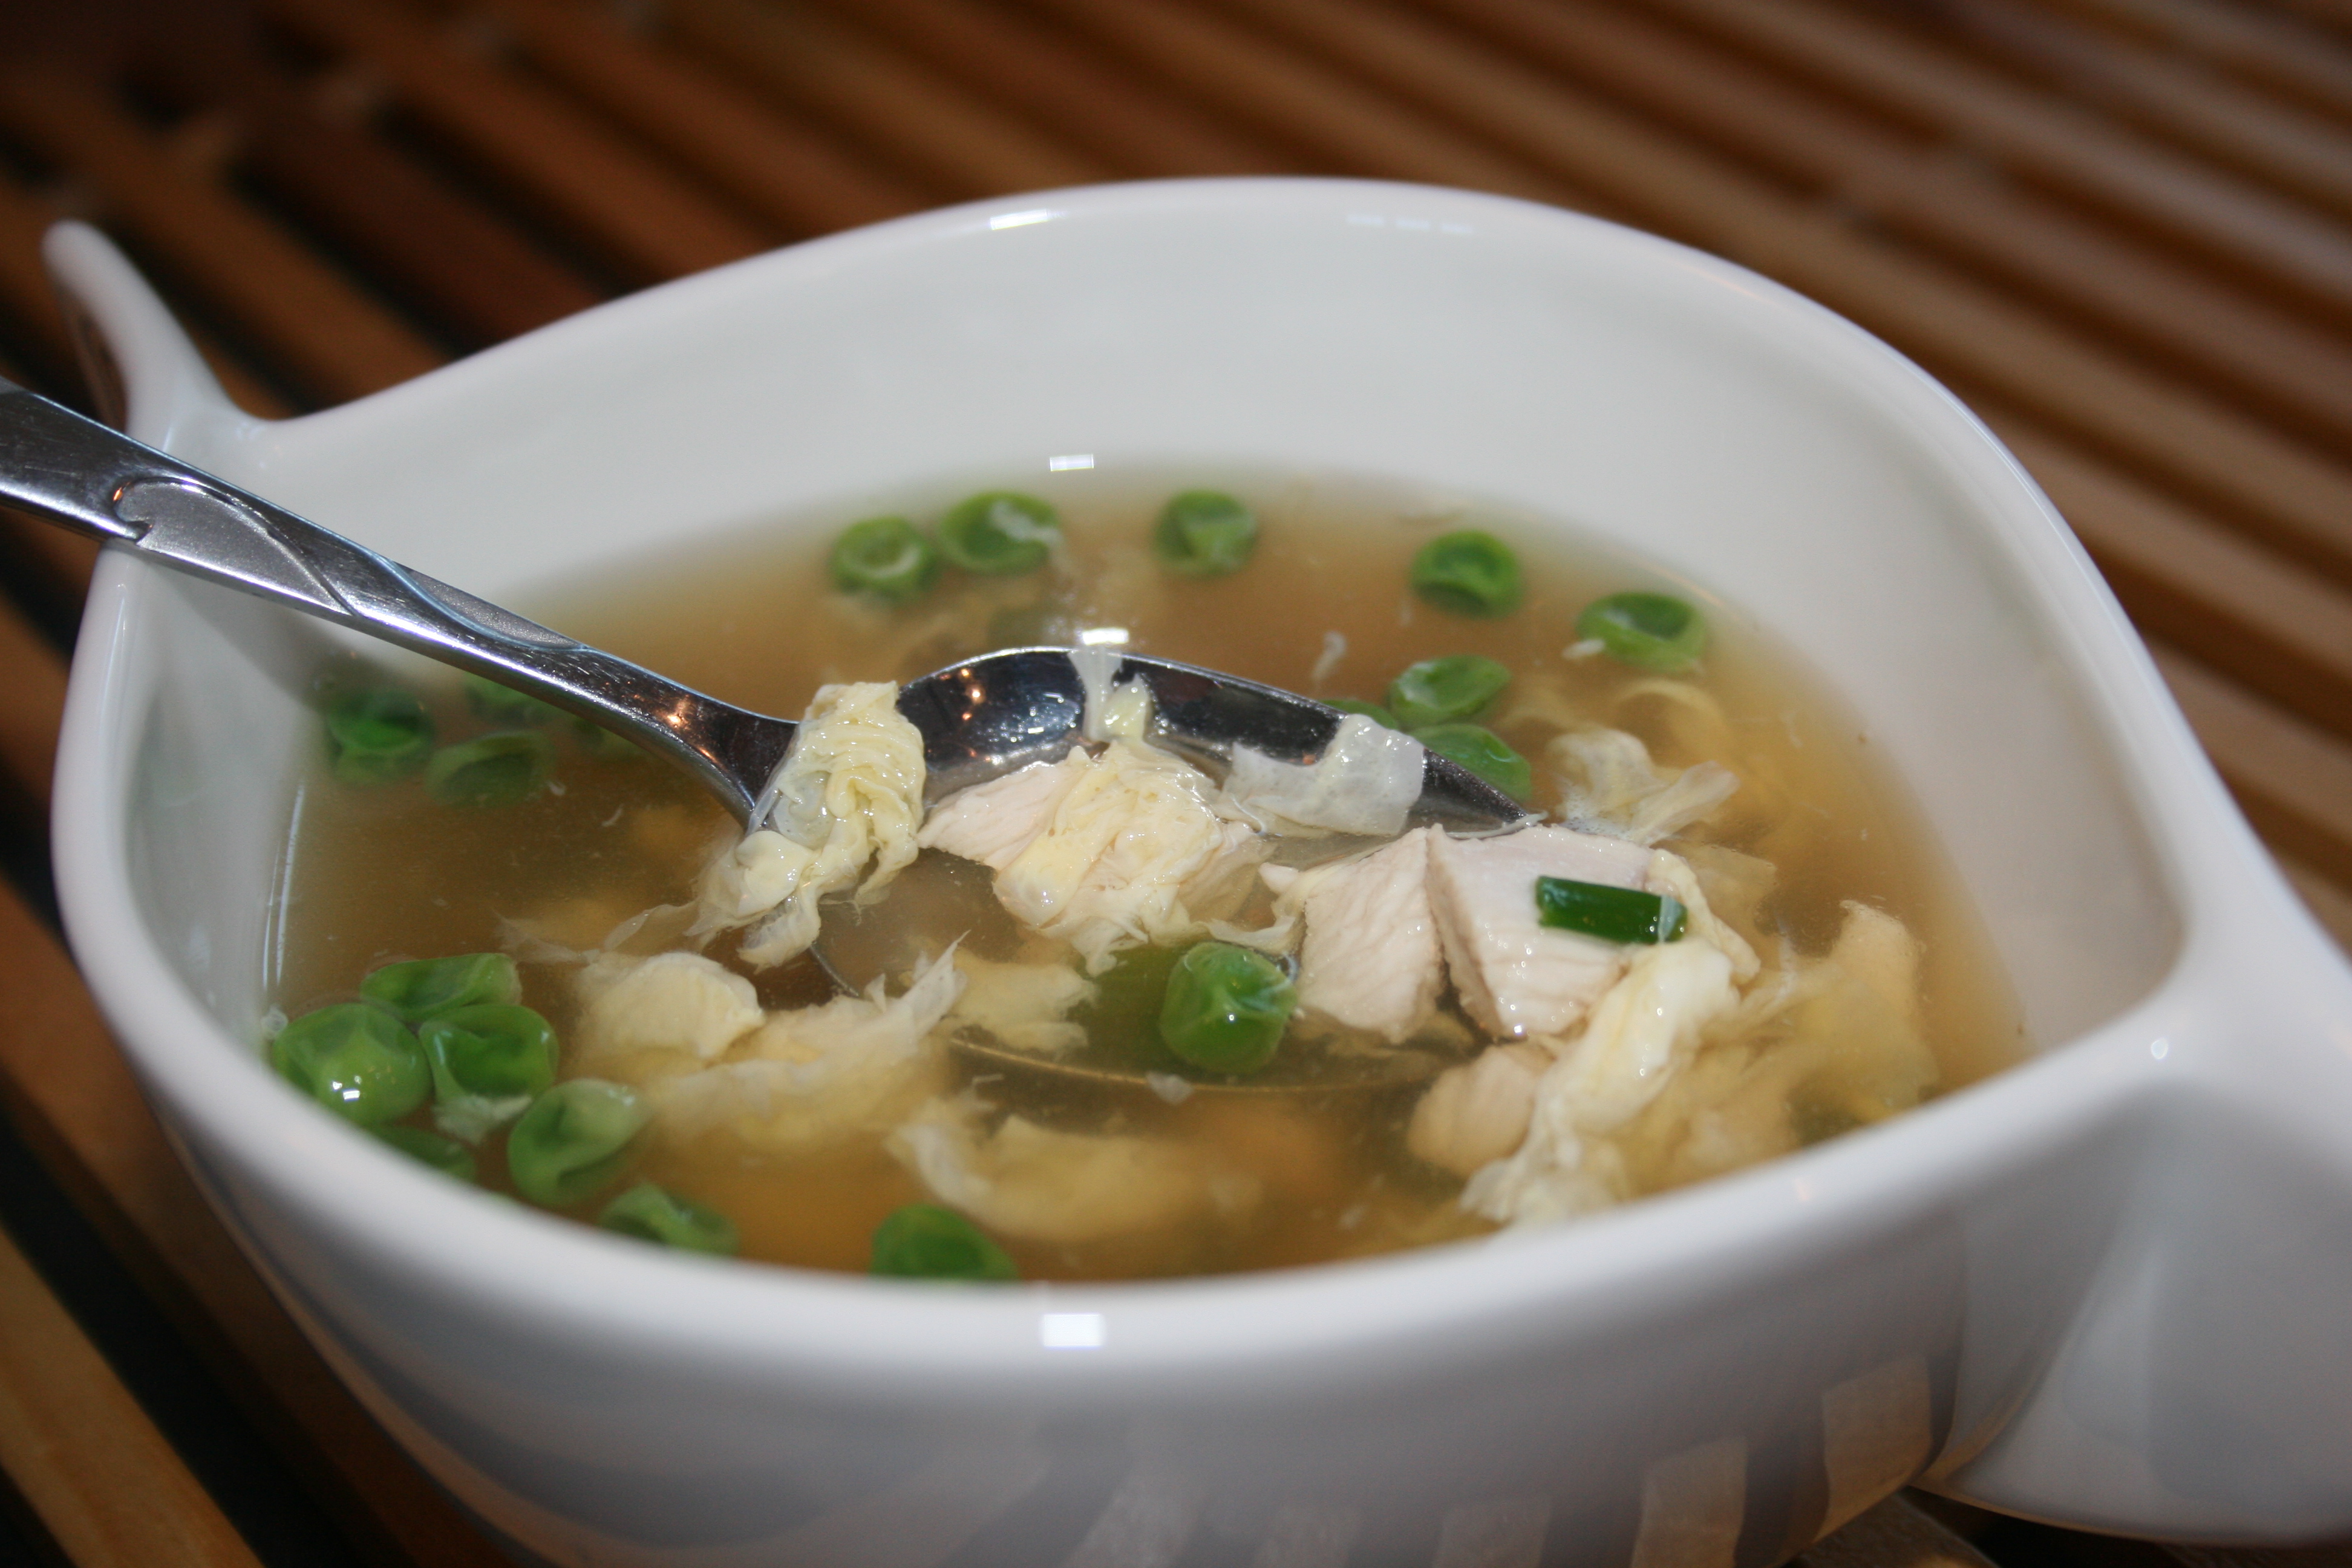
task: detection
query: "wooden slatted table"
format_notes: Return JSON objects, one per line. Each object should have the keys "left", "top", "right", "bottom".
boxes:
{"left": 0, "top": 1, "right": 2348, "bottom": 1564}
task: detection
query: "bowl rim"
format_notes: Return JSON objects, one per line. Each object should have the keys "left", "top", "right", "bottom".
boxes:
{"left": 48, "top": 175, "right": 2310, "bottom": 1392}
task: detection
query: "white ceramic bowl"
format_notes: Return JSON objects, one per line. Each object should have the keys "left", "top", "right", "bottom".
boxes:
{"left": 47, "top": 180, "right": 2352, "bottom": 1565}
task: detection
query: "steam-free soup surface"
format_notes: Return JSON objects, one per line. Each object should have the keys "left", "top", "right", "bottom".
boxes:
{"left": 271, "top": 468, "right": 2023, "bottom": 1281}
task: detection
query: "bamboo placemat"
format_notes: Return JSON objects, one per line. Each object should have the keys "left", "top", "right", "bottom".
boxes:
{"left": 2, "top": 1, "right": 2350, "bottom": 1564}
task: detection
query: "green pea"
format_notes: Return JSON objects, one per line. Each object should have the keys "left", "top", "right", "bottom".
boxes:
{"left": 1412, "top": 723, "right": 1532, "bottom": 802}
{"left": 507, "top": 1079, "right": 649, "bottom": 1208}
{"left": 463, "top": 673, "right": 564, "bottom": 727}
{"left": 1324, "top": 697, "right": 1397, "bottom": 728}
{"left": 1158, "top": 941, "right": 1295, "bottom": 1076}
{"left": 939, "top": 491, "right": 1060, "bottom": 575}
{"left": 1411, "top": 529, "right": 1521, "bottom": 618}
{"left": 325, "top": 688, "right": 433, "bottom": 784}
{"left": 425, "top": 730, "right": 555, "bottom": 807}
{"left": 421, "top": 1002, "right": 557, "bottom": 1134}
{"left": 569, "top": 716, "right": 642, "bottom": 759}
{"left": 361, "top": 952, "right": 521, "bottom": 1023}
{"left": 1153, "top": 489, "right": 1258, "bottom": 577}
{"left": 830, "top": 515, "right": 941, "bottom": 601}
{"left": 371, "top": 1124, "right": 478, "bottom": 1181}
{"left": 599, "top": 1181, "right": 739, "bottom": 1255}
{"left": 1578, "top": 592, "right": 1708, "bottom": 672}
{"left": 1388, "top": 655, "right": 1511, "bottom": 728}
{"left": 870, "top": 1204, "right": 1018, "bottom": 1281}
{"left": 270, "top": 1004, "right": 430, "bottom": 1126}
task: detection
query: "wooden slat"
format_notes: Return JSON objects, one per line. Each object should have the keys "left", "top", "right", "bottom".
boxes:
{"left": 1423, "top": 0, "right": 2352, "bottom": 454}
{"left": 1936, "top": 0, "right": 2352, "bottom": 222}
{"left": 467, "top": 0, "right": 928, "bottom": 238}
{"left": 1800, "top": 1494, "right": 1999, "bottom": 1568}
{"left": 1642, "top": 0, "right": 2352, "bottom": 326}
{"left": 262, "top": 0, "right": 772, "bottom": 283}
{"left": 0, "top": 1221, "right": 264, "bottom": 1568}
{"left": 2155, "top": 641, "right": 2352, "bottom": 889}
{"left": 0, "top": 74, "right": 444, "bottom": 405}
{"left": 803, "top": 0, "right": 1293, "bottom": 178}
{"left": 130, "top": 31, "right": 608, "bottom": 349}
{"left": 659, "top": 0, "right": 1117, "bottom": 198}
{"left": 2033, "top": 0, "right": 2352, "bottom": 120}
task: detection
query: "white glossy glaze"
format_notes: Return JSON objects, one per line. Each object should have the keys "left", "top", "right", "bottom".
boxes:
{"left": 44, "top": 180, "right": 2352, "bottom": 1564}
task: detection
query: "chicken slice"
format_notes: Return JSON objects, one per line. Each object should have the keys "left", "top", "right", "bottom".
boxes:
{"left": 915, "top": 749, "right": 1090, "bottom": 868}
{"left": 1293, "top": 827, "right": 1445, "bottom": 1042}
{"left": 1406, "top": 1042, "right": 1551, "bottom": 1177}
{"left": 1426, "top": 825, "right": 1658, "bottom": 1039}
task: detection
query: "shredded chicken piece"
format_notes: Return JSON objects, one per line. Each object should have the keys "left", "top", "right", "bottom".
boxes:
{"left": 1462, "top": 938, "right": 1741, "bottom": 1227}
{"left": 1426, "top": 825, "right": 1657, "bottom": 1039}
{"left": 691, "top": 682, "right": 926, "bottom": 967}
{"left": 889, "top": 1097, "right": 1261, "bottom": 1243}
{"left": 920, "top": 740, "right": 1266, "bottom": 973}
{"left": 1292, "top": 827, "right": 1445, "bottom": 1042}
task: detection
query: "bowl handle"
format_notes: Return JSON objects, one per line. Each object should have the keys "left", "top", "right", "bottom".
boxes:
{"left": 42, "top": 221, "right": 255, "bottom": 453}
{"left": 1943, "top": 879, "right": 2352, "bottom": 1540}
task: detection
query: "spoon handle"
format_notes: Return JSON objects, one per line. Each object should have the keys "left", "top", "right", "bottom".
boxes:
{"left": 0, "top": 379, "right": 792, "bottom": 822}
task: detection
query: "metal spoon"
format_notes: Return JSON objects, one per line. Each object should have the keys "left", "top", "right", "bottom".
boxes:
{"left": 0, "top": 378, "right": 1525, "bottom": 830}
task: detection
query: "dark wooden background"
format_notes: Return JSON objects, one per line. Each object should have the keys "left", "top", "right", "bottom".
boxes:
{"left": 2, "top": 0, "right": 2351, "bottom": 1564}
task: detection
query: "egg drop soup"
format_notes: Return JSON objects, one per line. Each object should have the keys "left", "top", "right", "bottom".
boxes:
{"left": 268, "top": 468, "right": 2024, "bottom": 1282}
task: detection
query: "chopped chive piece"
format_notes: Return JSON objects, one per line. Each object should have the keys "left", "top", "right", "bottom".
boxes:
{"left": 325, "top": 688, "right": 433, "bottom": 784}
{"left": 464, "top": 674, "right": 564, "bottom": 727}
{"left": 270, "top": 1004, "right": 430, "bottom": 1125}
{"left": 939, "top": 491, "right": 1060, "bottom": 575}
{"left": 361, "top": 953, "right": 521, "bottom": 1022}
{"left": 1324, "top": 696, "right": 1397, "bottom": 728}
{"left": 425, "top": 730, "right": 555, "bottom": 806}
{"left": 1158, "top": 941, "right": 1295, "bottom": 1076}
{"left": 1411, "top": 529, "right": 1521, "bottom": 618}
{"left": 870, "top": 1203, "right": 1018, "bottom": 1280}
{"left": 831, "top": 515, "right": 941, "bottom": 601}
{"left": 507, "top": 1079, "right": 649, "bottom": 1208}
{"left": 372, "top": 1124, "right": 478, "bottom": 1181}
{"left": 1388, "top": 655, "right": 1511, "bottom": 728}
{"left": 1153, "top": 489, "right": 1258, "bottom": 577}
{"left": 599, "top": 1181, "right": 739, "bottom": 1255}
{"left": 1577, "top": 592, "right": 1707, "bottom": 672}
{"left": 1411, "top": 723, "right": 1532, "bottom": 802}
{"left": 1534, "top": 877, "right": 1688, "bottom": 944}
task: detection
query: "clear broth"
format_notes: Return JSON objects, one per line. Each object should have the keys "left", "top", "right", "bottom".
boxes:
{"left": 273, "top": 468, "right": 2026, "bottom": 1280}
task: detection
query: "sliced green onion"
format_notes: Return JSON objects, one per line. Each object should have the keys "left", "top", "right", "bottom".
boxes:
{"left": 1411, "top": 723, "right": 1532, "bottom": 802}
{"left": 325, "top": 688, "right": 433, "bottom": 785}
{"left": 361, "top": 953, "right": 521, "bottom": 1023}
{"left": 831, "top": 515, "right": 941, "bottom": 601}
{"left": 1411, "top": 529, "right": 1521, "bottom": 618}
{"left": 425, "top": 730, "right": 555, "bottom": 807}
{"left": 506, "top": 1079, "right": 649, "bottom": 1207}
{"left": 1158, "top": 941, "right": 1295, "bottom": 1076}
{"left": 1534, "top": 876, "right": 1687, "bottom": 944}
{"left": 463, "top": 674, "right": 563, "bottom": 727}
{"left": 939, "top": 491, "right": 1060, "bottom": 575}
{"left": 1577, "top": 592, "right": 1708, "bottom": 672}
{"left": 870, "top": 1203, "right": 1018, "bottom": 1281}
{"left": 599, "top": 1181, "right": 740, "bottom": 1255}
{"left": 371, "top": 1124, "right": 478, "bottom": 1181}
{"left": 1153, "top": 489, "right": 1258, "bottom": 577}
{"left": 1388, "top": 655, "right": 1511, "bottom": 728}
{"left": 270, "top": 1004, "right": 430, "bottom": 1125}
{"left": 1323, "top": 697, "right": 1396, "bottom": 728}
